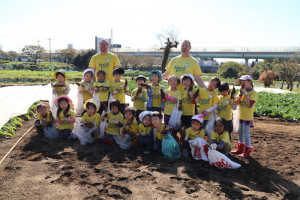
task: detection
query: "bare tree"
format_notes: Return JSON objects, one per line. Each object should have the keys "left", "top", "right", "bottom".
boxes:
{"left": 22, "top": 45, "right": 45, "bottom": 65}
{"left": 156, "top": 25, "right": 180, "bottom": 73}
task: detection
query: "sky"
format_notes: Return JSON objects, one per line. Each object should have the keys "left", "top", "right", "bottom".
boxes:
{"left": 1, "top": 0, "right": 300, "bottom": 52}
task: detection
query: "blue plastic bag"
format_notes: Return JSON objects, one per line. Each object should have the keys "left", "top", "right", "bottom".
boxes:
{"left": 161, "top": 132, "right": 182, "bottom": 159}
{"left": 44, "top": 125, "right": 58, "bottom": 139}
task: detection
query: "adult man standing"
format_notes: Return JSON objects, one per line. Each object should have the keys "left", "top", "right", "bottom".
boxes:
{"left": 161, "top": 40, "right": 206, "bottom": 88}
{"left": 89, "top": 40, "right": 120, "bottom": 83}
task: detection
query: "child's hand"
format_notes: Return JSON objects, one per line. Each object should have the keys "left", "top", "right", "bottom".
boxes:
{"left": 173, "top": 98, "right": 178, "bottom": 103}
{"left": 125, "top": 124, "right": 130, "bottom": 130}
{"left": 131, "top": 96, "right": 136, "bottom": 101}
{"left": 188, "top": 91, "right": 194, "bottom": 98}
{"left": 41, "top": 120, "right": 48, "bottom": 127}
{"left": 202, "top": 110, "right": 208, "bottom": 117}
{"left": 88, "top": 89, "right": 94, "bottom": 95}
{"left": 112, "top": 89, "right": 118, "bottom": 95}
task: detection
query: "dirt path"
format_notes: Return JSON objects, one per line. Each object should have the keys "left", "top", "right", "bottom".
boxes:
{"left": 0, "top": 117, "right": 299, "bottom": 200}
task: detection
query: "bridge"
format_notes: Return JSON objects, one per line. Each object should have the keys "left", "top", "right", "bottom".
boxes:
{"left": 113, "top": 46, "right": 300, "bottom": 66}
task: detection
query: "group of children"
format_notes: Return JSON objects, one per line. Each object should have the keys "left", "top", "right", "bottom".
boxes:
{"left": 35, "top": 67, "right": 257, "bottom": 159}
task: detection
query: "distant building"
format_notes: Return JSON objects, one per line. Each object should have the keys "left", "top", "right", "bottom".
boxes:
{"left": 68, "top": 44, "right": 73, "bottom": 49}
{"left": 198, "top": 59, "right": 219, "bottom": 73}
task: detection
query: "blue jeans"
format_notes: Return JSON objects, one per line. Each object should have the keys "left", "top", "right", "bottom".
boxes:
{"left": 147, "top": 107, "right": 162, "bottom": 112}
{"left": 139, "top": 135, "right": 153, "bottom": 151}
{"left": 152, "top": 140, "right": 162, "bottom": 151}
{"left": 58, "top": 129, "right": 72, "bottom": 139}
{"left": 238, "top": 122, "right": 251, "bottom": 146}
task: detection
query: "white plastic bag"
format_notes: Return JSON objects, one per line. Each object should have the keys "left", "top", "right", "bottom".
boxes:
{"left": 113, "top": 134, "right": 132, "bottom": 149}
{"left": 74, "top": 124, "right": 96, "bottom": 145}
{"left": 107, "top": 94, "right": 115, "bottom": 112}
{"left": 93, "top": 92, "right": 100, "bottom": 106}
{"left": 74, "top": 91, "right": 84, "bottom": 115}
{"left": 169, "top": 102, "right": 182, "bottom": 130}
{"left": 189, "top": 138, "right": 209, "bottom": 161}
{"left": 50, "top": 93, "right": 58, "bottom": 118}
{"left": 43, "top": 125, "right": 58, "bottom": 139}
{"left": 208, "top": 148, "right": 241, "bottom": 169}
{"left": 99, "top": 118, "right": 107, "bottom": 139}
{"left": 232, "top": 106, "right": 240, "bottom": 133}
{"left": 205, "top": 111, "right": 218, "bottom": 139}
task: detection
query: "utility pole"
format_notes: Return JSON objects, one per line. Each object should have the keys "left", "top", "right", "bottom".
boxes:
{"left": 47, "top": 37, "right": 52, "bottom": 65}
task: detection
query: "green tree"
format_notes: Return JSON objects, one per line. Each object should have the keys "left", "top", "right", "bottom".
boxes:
{"left": 218, "top": 61, "right": 246, "bottom": 79}
{"left": 72, "top": 49, "right": 95, "bottom": 70}
{"left": 21, "top": 45, "right": 45, "bottom": 65}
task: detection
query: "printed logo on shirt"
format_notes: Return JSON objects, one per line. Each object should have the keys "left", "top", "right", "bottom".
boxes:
{"left": 174, "top": 66, "right": 186, "bottom": 73}
{"left": 200, "top": 98, "right": 210, "bottom": 106}
{"left": 99, "top": 62, "right": 109, "bottom": 69}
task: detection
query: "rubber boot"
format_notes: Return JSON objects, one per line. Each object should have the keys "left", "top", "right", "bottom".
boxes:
{"left": 231, "top": 143, "right": 245, "bottom": 154}
{"left": 239, "top": 146, "right": 253, "bottom": 158}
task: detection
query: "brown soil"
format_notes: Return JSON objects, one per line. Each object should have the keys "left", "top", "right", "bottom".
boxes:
{"left": 0, "top": 116, "right": 299, "bottom": 200}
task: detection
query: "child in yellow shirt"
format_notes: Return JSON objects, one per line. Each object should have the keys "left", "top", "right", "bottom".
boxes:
{"left": 54, "top": 95, "right": 76, "bottom": 139}
{"left": 147, "top": 70, "right": 165, "bottom": 112}
{"left": 78, "top": 69, "right": 94, "bottom": 103}
{"left": 138, "top": 111, "right": 153, "bottom": 154}
{"left": 93, "top": 70, "right": 110, "bottom": 115}
{"left": 122, "top": 107, "right": 139, "bottom": 146}
{"left": 217, "top": 82, "right": 236, "bottom": 136}
{"left": 180, "top": 74, "right": 199, "bottom": 127}
{"left": 151, "top": 111, "right": 166, "bottom": 152}
{"left": 111, "top": 68, "right": 128, "bottom": 115}
{"left": 231, "top": 75, "right": 258, "bottom": 158}
{"left": 52, "top": 71, "right": 70, "bottom": 97}
{"left": 131, "top": 75, "right": 147, "bottom": 124}
{"left": 182, "top": 114, "right": 205, "bottom": 157}
{"left": 104, "top": 99, "right": 124, "bottom": 144}
{"left": 210, "top": 118, "right": 232, "bottom": 156}
{"left": 34, "top": 103, "right": 56, "bottom": 138}
{"left": 163, "top": 75, "right": 182, "bottom": 125}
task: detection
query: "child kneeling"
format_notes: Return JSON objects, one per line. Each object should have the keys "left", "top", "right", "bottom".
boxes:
{"left": 210, "top": 118, "right": 232, "bottom": 155}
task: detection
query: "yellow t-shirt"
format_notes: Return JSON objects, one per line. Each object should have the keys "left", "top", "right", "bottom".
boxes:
{"left": 105, "top": 112, "right": 124, "bottom": 135}
{"left": 239, "top": 90, "right": 258, "bottom": 121}
{"left": 185, "top": 127, "right": 205, "bottom": 140}
{"left": 57, "top": 109, "right": 75, "bottom": 130}
{"left": 166, "top": 56, "right": 202, "bottom": 89}
{"left": 153, "top": 123, "right": 165, "bottom": 141}
{"left": 139, "top": 124, "right": 152, "bottom": 136}
{"left": 89, "top": 52, "right": 121, "bottom": 83}
{"left": 151, "top": 84, "right": 163, "bottom": 108}
{"left": 217, "top": 95, "right": 233, "bottom": 121}
{"left": 53, "top": 82, "right": 70, "bottom": 97}
{"left": 81, "top": 112, "right": 101, "bottom": 127}
{"left": 110, "top": 81, "right": 126, "bottom": 104}
{"left": 80, "top": 81, "right": 93, "bottom": 102}
{"left": 211, "top": 131, "right": 231, "bottom": 146}
{"left": 180, "top": 88, "right": 197, "bottom": 116}
{"left": 198, "top": 88, "right": 218, "bottom": 120}
{"left": 93, "top": 80, "right": 110, "bottom": 102}
{"left": 131, "top": 88, "right": 147, "bottom": 111}
{"left": 164, "top": 89, "right": 182, "bottom": 115}
{"left": 123, "top": 118, "right": 139, "bottom": 134}
{"left": 37, "top": 112, "right": 52, "bottom": 122}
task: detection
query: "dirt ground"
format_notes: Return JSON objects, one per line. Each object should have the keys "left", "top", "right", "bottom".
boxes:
{"left": 0, "top": 115, "right": 299, "bottom": 200}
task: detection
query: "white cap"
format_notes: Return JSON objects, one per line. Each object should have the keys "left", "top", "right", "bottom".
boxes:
{"left": 180, "top": 74, "right": 194, "bottom": 83}
{"left": 139, "top": 111, "right": 153, "bottom": 123}
{"left": 191, "top": 114, "right": 204, "bottom": 124}
{"left": 237, "top": 75, "right": 253, "bottom": 83}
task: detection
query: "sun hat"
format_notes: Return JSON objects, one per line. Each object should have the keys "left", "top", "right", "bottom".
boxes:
{"left": 236, "top": 75, "right": 253, "bottom": 84}
{"left": 180, "top": 74, "right": 194, "bottom": 83}
{"left": 84, "top": 99, "right": 100, "bottom": 112}
{"left": 149, "top": 70, "right": 162, "bottom": 83}
{"left": 139, "top": 111, "right": 153, "bottom": 123}
{"left": 191, "top": 114, "right": 204, "bottom": 124}
{"left": 54, "top": 71, "right": 68, "bottom": 81}
{"left": 82, "top": 68, "right": 94, "bottom": 81}
{"left": 54, "top": 95, "right": 72, "bottom": 107}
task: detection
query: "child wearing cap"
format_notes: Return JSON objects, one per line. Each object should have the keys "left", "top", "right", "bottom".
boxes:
{"left": 78, "top": 69, "right": 94, "bottom": 103}
{"left": 163, "top": 75, "right": 182, "bottom": 125}
{"left": 34, "top": 103, "right": 56, "bottom": 137}
{"left": 110, "top": 68, "right": 128, "bottom": 115}
{"left": 138, "top": 111, "right": 153, "bottom": 154}
{"left": 198, "top": 77, "right": 220, "bottom": 126}
{"left": 182, "top": 114, "right": 205, "bottom": 157}
{"left": 52, "top": 71, "right": 70, "bottom": 97}
{"left": 131, "top": 75, "right": 147, "bottom": 124}
{"left": 147, "top": 70, "right": 165, "bottom": 112}
{"left": 217, "top": 82, "right": 236, "bottom": 137}
{"left": 231, "top": 75, "right": 257, "bottom": 158}
{"left": 210, "top": 118, "right": 232, "bottom": 156}
{"left": 93, "top": 70, "right": 110, "bottom": 114}
{"left": 180, "top": 74, "right": 199, "bottom": 128}
{"left": 103, "top": 99, "right": 124, "bottom": 144}
{"left": 54, "top": 95, "right": 76, "bottom": 139}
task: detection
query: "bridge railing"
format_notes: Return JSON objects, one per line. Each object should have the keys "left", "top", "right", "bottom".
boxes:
{"left": 113, "top": 46, "right": 300, "bottom": 53}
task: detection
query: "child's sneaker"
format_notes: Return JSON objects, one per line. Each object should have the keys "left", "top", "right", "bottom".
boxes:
{"left": 143, "top": 151, "right": 150, "bottom": 154}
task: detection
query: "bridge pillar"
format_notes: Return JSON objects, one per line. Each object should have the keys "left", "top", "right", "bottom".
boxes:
{"left": 244, "top": 58, "right": 249, "bottom": 66}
